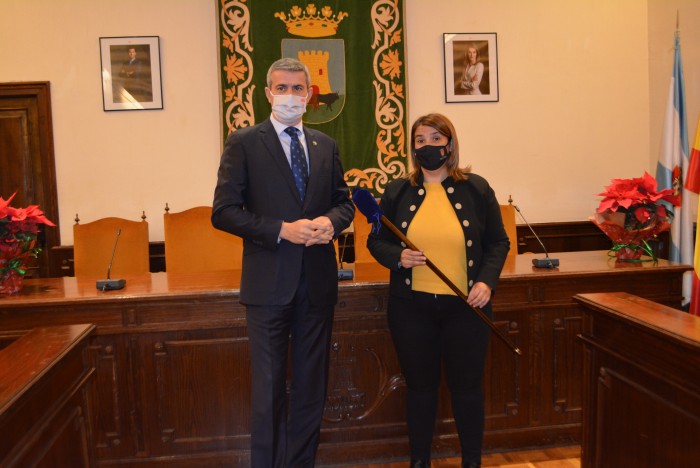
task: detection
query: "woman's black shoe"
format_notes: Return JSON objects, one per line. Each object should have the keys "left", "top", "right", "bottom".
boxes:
{"left": 410, "top": 460, "right": 430, "bottom": 468}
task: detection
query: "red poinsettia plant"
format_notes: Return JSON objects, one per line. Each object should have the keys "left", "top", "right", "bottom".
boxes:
{"left": 0, "top": 193, "right": 55, "bottom": 291}
{"left": 591, "top": 172, "right": 680, "bottom": 261}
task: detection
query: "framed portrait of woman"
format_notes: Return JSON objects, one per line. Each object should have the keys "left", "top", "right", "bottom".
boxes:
{"left": 443, "top": 33, "right": 499, "bottom": 103}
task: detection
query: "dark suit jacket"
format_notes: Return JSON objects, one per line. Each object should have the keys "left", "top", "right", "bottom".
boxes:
{"left": 367, "top": 173, "right": 509, "bottom": 314}
{"left": 212, "top": 118, "right": 354, "bottom": 307}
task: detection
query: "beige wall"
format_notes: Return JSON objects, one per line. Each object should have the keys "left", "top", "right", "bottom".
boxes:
{"left": 0, "top": 0, "right": 221, "bottom": 244}
{"left": 406, "top": 0, "right": 653, "bottom": 224}
{"left": 0, "top": 0, "right": 698, "bottom": 244}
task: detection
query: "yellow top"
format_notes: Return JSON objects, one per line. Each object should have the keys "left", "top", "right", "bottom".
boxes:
{"left": 407, "top": 182, "right": 468, "bottom": 295}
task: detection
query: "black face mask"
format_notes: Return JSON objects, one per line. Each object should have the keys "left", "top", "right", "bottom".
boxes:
{"left": 414, "top": 144, "right": 449, "bottom": 171}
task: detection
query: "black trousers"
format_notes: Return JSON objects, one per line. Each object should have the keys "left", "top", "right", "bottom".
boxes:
{"left": 387, "top": 291, "right": 491, "bottom": 463}
{"left": 246, "top": 273, "right": 334, "bottom": 468}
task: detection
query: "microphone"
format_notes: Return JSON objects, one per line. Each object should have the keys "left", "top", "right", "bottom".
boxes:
{"left": 96, "top": 229, "right": 126, "bottom": 290}
{"left": 337, "top": 230, "right": 353, "bottom": 280}
{"left": 510, "top": 196, "right": 559, "bottom": 269}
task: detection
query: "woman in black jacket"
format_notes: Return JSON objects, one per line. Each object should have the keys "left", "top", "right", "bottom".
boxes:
{"left": 367, "top": 113, "right": 509, "bottom": 468}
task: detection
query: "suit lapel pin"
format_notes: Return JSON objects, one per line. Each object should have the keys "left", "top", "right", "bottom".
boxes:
{"left": 312, "top": 141, "right": 318, "bottom": 146}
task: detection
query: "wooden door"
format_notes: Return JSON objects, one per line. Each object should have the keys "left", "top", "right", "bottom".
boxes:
{"left": 0, "top": 82, "right": 60, "bottom": 277}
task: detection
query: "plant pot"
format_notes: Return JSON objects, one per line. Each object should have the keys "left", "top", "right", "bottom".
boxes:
{"left": 590, "top": 213, "right": 669, "bottom": 263}
{"left": 0, "top": 269, "right": 25, "bottom": 294}
{"left": 613, "top": 245, "right": 644, "bottom": 261}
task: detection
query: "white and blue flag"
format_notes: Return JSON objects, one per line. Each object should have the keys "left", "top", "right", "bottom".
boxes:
{"left": 655, "top": 30, "right": 692, "bottom": 302}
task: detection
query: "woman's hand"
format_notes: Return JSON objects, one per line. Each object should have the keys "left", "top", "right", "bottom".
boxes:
{"left": 399, "top": 249, "right": 426, "bottom": 269}
{"left": 467, "top": 281, "right": 492, "bottom": 309}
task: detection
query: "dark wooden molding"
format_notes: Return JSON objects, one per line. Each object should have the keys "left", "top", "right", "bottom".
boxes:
{"left": 50, "top": 241, "right": 165, "bottom": 277}
{"left": 0, "top": 324, "right": 96, "bottom": 467}
{"left": 577, "top": 292, "right": 700, "bottom": 467}
{"left": 515, "top": 221, "right": 670, "bottom": 259}
{"left": 48, "top": 220, "right": 669, "bottom": 277}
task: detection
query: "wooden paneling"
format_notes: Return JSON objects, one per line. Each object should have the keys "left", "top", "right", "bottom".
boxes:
{"left": 0, "top": 324, "right": 95, "bottom": 467}
{"left": 48, "top": 221, "right": 669, "bottom": 277}
{"left": 516, "top": 222, "right": 669, "bottom": 259}
{"left": 576, "top": 292, "right": 700, "bottom": 468}
{"left": 0, "top": 252, "right": 689, "bottom": 466}
{"left": 50, "top": 242, "right": 166, "bottom": 278}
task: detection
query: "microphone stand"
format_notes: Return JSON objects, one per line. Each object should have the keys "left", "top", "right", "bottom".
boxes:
{"left": 510, "top": 196, "right": 559, "bottom": 268}
{"left": 337, "top": 231, "right": 353, "bottom": 280}
{"left": 375, "top": 214, "right": 522, "bottom": 356}
{"left": 96, "top": 229, "right": 126, "bottom": 290}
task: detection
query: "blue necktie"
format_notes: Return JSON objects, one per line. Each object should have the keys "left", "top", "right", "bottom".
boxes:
{"left": 284, "top": 127, "right": 309, "bottom": 201}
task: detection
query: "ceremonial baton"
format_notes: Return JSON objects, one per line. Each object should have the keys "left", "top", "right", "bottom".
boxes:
{"left": 352, "top": 188, "right": 521, "bottom": 356}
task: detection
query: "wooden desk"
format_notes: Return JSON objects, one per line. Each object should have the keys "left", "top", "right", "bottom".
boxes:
{"left": 575, "top": 292, "right": 700, "bottom": 467}
{"left": 0, "top": 251, "right": 690, "bottom": 466}
{"left": 0, "top": 324, "right": 95, "bottom": 467}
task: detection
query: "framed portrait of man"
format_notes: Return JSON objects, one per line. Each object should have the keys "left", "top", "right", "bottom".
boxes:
{"left": 99, "top": 36, "right": 163, "bottom": 111}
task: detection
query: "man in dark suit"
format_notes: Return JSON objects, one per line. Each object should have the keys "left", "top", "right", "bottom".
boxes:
{"left": 212, "top": 57, "right": 354, "bottom": 467}
{"left": 117, "top": 46, "right": 152, "bottom": 102}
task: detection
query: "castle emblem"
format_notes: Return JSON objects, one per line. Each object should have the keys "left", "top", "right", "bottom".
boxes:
{"left": 278, "top": 4, "right": 347, "bottom": 123}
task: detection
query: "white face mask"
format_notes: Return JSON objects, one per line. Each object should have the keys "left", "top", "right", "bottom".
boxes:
{"left": 269, "top": 91, "right": 308, "bottom": 125}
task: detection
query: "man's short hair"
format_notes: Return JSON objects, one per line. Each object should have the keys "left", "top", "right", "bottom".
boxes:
{"left": 266, "top": 58, "right": 311, "bottom": 88}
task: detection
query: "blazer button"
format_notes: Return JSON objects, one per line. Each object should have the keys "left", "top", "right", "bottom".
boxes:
{"left": 463, "top": 219, "right": 470, "bottom": 227}
{"left": 447, "top": 187, "right": 455, "bottom": 194}
{"left": 410, "top": 205, "right": 416, "bottom": 211}
{"left": 468, "top": 259, "right": 474, "bottom": 267}
{"left": 401, "top": 221, "right": 408, "bottom": 228}
{"left": 405, "top": 278, "right": 411, "bottom": 286}
{"left": 418, "top": 188, "right": 425, "bottom": 196}
{"left": 455, "top": 203, "right": 462, "bottom": 210}
{"left": 467, "top": 240, "right": 473, "bottom": 247}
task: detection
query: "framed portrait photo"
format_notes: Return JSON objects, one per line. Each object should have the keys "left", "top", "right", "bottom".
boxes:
{"left": 99, "top": 36, "right": 163, "bottom": 111}
{"left": 443, "top": 33, "right": 499, "bottom": 103}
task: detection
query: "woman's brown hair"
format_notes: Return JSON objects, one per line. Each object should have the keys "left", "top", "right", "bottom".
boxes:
{"left": 408, "top": 113, "right": 471, "bottom": 185}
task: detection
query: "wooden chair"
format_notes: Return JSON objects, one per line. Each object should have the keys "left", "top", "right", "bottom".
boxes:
{"left": 163, "top": 205, "right": 243, "bottom": 273}
{"left": 500, "top": 204, "right": 518, "bottom": 256}
{"left": 73, "top": 214, "right": 150, "bottom": 277}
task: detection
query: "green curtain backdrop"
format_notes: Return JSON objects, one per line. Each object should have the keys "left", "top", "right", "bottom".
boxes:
{"left": 218, "top": 0, "right": 408, "bottom": 195}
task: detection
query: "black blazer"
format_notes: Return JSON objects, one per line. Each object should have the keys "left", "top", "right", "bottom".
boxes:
{"left": 212, "top": 118, "right": 354, "bottom": 306}
{"left": 367, "top": 173, "right": 509, "bottom": 310}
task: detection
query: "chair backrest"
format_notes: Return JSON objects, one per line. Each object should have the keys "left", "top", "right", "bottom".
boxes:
{"left": 352, "top": 208, "right": 375, "bottom": 263}
{"left": 499, "top": 204, "right": 518, "bottom": 256}
{"left": 163, "top": 206, "right": 243, "bottom": 273}
{"left": 73, "top": 217, "right": 150, "bottom": 277}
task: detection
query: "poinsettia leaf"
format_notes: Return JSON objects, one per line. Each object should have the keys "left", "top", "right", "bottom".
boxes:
{"left": 1, "top": 194, "right": 55, "bottom": 277}
{"left": 595, "top": 172, "right": 677, "bottom": 231}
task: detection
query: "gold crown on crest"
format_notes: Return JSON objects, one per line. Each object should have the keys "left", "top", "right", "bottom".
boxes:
{"left": 275, "top": 4, "right": 348, "bottom": 38}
